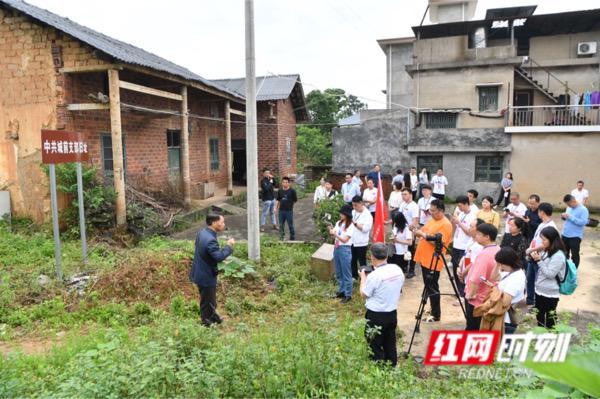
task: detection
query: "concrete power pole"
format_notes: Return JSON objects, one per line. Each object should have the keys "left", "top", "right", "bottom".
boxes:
{"left": 245, "top": 0, "right": 260, "bottom": 260}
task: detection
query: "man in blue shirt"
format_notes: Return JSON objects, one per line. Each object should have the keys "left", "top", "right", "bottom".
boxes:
{"left": 366, "top": 164, "right": 382, "bottom": 188}
{"left": 341, "top": 173, "right": 361, "bottom": 204}
{"left": 190, "top": 213, "right": 235, "bottom": 326}
{"left": 561, "top": 194, "right": 589, "bottom": 268}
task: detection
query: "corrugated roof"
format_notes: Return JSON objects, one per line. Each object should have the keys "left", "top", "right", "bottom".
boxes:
{"left": 212, "top": 75, "right": 300, "bottom": 101}
{"left": 0, "top": 0, "right": 243, "bottom": 100}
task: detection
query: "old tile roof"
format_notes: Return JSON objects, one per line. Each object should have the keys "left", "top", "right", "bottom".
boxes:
{"left": 212, "top": 75, "right": 301, "bottom": 101}
{"left": 0, "top": 0, "right": 244, "bottom": 100}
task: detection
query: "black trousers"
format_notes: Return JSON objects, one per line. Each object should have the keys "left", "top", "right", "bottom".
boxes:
{"left": 412, "top": 190, "right": 418, "bottom": 201}
{"left": 432, "top": 193, "right": 445, "bottom": 201}
{"left": 365, "top": 309, "right": 398, "bottom": 367}
{"left": 465, "top": 301, "right": 481, "bottom": 331}
{"left": 496, "top": 189, "right": 510, "bottom": 207}
{"left": 421, "top": 267, "right": 441, "bottom": 319}
{"left": 450, "top": 248, "right": 466, "bottom": 297}
{"left": 351, "top": 245, "right": 368, "bottom": 279}
{"left": 198, "top": 285, "right": 218, "bottom": 326}
{"left": 535, "top": 294, "right": 559, "bottom": 329}
{"left": 388, "top": 254, "right": 408, "bottom": 273}
{"left": 407, "top": 242, "right": 416, "bottom": 273}
{"left": 562, "top": 236, "right": 582, "bottom": 268}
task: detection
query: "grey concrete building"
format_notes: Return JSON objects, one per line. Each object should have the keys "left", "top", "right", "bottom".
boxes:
{"left": 333, "top": 1, "right": 600, "bottom": 207}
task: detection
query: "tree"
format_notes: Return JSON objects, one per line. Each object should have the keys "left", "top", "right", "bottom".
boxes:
{"left": 305, "top": 88, "right": 367, "bottom": 133}
{"left": 296, "top": 125, "right": 332, "bottom": 168}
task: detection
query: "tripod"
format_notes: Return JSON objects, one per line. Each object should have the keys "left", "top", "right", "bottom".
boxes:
{"left": 406, "top": 239, "right": 467, "bottom": 357}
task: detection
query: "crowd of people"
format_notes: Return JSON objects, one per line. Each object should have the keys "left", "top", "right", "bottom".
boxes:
{"left": 318, "top": 164, "right": 591, "bottom": 365}
{"left": 189, "top": 164, "right": 591, "bottom": 367}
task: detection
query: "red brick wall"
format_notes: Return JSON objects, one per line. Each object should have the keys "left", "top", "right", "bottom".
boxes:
{"left": 276, "top": 99, "right": 297, "bottom": 177}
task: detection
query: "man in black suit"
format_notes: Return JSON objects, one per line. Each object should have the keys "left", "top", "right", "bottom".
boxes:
{"left": 189, "top": 213, "right": 235, "bottom": 326}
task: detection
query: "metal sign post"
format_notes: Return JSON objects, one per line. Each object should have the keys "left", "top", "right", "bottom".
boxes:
{"left": 76, "top": 162, "right": 88, "bottom": 264}
{"left": 41, "top": 130, "right": 90, "bottom": 279}
{"left": 48, "top": 163, "right": 63, "bottom": 280}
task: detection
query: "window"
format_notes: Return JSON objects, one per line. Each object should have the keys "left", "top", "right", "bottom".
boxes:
{"left": 209, "top": 138, "right": 219, "bottom": 170}
{"left": 417, "top": 155, "right": 443, "bottom": 178}
{"left": 425, "top": 113, "right": 457, "bottom": 128}
{"left": 209, "top": 103, "right": 220, "bottom": 119}
{"left": 475, "top": 156, "right": 503, "bottom": 182}
{"left": 286, "top": 138, "right": 292, "bottom": 166}
{"left": 478, "top": 86, "right": 499, "bottom": 112}
{"left": 101, "top": 134, "right": 126, "bottom": 178}
{"left": 167, "top": 130, "right": 181, "bottom": 176}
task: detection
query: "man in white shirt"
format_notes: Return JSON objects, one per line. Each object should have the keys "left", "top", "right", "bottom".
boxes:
{"left": 453, "top": 189, "right": 479, "bottom": 217}
{"left": 400, "top": 188, "right": 420, "bottom": 278}
{"left": 450, "top": 195, "right": 477, "bottom": 297}
{"left": 418, "top": 184, "right": 434, "bottom": 226}
{"left": 362, "top": 178, "right": 378, "bottom": 219}
{"left": 502, "top": 192, "right": 527, "bottom": 236}
{"left": 351, "top": 195, "right": 373, "bottom": 279}
{"left": 359, "top": 243, "right": 405, "bottom": 367}
{"left": 571, "top": 180, "right": 589, "bottom": 205}
{"left": 313, "top": 178, "right": 327, "bottom": 204}
{"left": 525, "top": 202, "right": 557, "bottom": 306}
{"left": 409, "top": 167, "right": 419, "bottom": 201}
{"left": 341, "top": 173, "right": 361, "bottom": 205}
{"left": 431, "top": 169, "right": 448, "bottom": 200}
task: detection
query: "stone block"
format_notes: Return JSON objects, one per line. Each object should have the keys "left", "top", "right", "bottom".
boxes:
{"left": 310, "top": 243, "right": 335, "bottom": 281}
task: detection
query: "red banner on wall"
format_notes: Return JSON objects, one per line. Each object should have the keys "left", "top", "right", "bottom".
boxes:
{"left": 41, "top": 130, "right": 89, "bottom": 164}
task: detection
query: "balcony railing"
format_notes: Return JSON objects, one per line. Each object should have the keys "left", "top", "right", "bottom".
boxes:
{"left": 506, "top": 105, "right": 600, "bottom": 128}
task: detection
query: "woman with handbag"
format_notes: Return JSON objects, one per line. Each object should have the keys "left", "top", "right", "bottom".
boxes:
{"left": 388, "top": 211, "right": 413, "bottom": 274}
{"left": 530, "top": 227, "right": 567, "bottom": 329}
{"left": 495, "top": 247, "right": 527, "bottom": 334}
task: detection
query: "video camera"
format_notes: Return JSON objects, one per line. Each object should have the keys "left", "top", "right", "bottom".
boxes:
{"left": 425, "top": 232, "right": 444, "bottom": 254}
{"left": 359, "top": 264, "right": 374, "bottom": 275}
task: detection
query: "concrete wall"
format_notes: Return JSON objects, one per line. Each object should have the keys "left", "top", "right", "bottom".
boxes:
{"left": 510, "top": 131, "right": 600, "bottom": 210}
{"left": 414, "top": 35, "right": 468, "bottom": 65}
{"left": 407, "top": 152, "right": 509, "bottom": 200}
{"left": 386, "top": 42, "right": 414, "bottom": 109}
{"left": 530, "top": 32, "right": 600, "bottom": 61}
{"left": 415, "top": 66, "right": 514, "bottom": 128}
{"left": 332, "top": 111, "right": 410, "bottom": 174}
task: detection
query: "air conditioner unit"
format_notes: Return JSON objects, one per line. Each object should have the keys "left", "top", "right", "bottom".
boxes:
{"left": 577, "top": 42, "right": 597, "bottom": 56}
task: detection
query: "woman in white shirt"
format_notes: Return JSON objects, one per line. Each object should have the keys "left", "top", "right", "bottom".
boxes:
{"left": 495, "top": 247, "right": 526, "bottom": 334}
{"left": 388, "top": 211, "right": 413, "bottom": 274}
{"left": 313, "top": 178, "right": 327, "bottom": 204}
{"left": 362, "top": 178, "right": 378, "bottom": 219}
{"left": 329, "top": 205, "right": 356, "bottom": 303}
{"left": 418, "top": 168, "right": 429, "bottom": 197}
{"left": 388, "top": 182, "right": 403, "bottom": 215}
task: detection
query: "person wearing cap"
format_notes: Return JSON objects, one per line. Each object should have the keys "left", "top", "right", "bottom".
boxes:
{"left": 330, "top": 204, "right": 356, "bottom": 303}
{"left": 359, "top": 242, "right": 405, "bottom": 367}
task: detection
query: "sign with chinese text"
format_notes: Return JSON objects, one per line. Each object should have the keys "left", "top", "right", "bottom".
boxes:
{"left": 41, "top": 130, "right": 89, "bottom": 164}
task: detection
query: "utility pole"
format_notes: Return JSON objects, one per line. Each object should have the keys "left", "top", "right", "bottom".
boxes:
{"left": 245, "top": 0, "right": 260, "bottom": 260}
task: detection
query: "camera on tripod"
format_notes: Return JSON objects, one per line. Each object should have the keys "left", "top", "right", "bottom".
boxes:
{"left": 425, "top": 232, "right": 444, "bottom": 253}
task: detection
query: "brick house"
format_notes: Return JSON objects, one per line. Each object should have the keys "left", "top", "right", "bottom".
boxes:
{"left": 0, "top": 0, "right": 307, "bottom": 224}
{"left": 212, "top": 75, "right": 308, "bottom": 183}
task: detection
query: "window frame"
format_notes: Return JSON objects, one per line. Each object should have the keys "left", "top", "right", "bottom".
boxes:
{"left": 285, "top": 137, "right": 292, "bottom": 166}
{"left": 209, "top": 137, "right": 220, "bottom": 171}
{"left": 416, "top": 155, "right": 443, "bottom": 178}
{"left": 166, "top": 129, "right": 182, "bottom": 176}
{"left": 101, "top": 133, "right": 126, "bottom": 179}
{"left": 425, "top": 112, "right": 457, "bottom": 129}
{"left": 478, "top": 85, "right": 499, "bottom": 112}
{"left": 474, "top": 155, "right": 503, "bottom": 182}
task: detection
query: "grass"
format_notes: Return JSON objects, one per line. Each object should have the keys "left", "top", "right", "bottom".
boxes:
{"left": 0, "top": 223, "right": 598, "bottom": 397}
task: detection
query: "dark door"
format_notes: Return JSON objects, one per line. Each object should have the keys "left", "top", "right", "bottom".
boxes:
{"left": 232, "top": 139, "right": 246, "bottom": 184}
{"left": 513, "top": 90, "right": 533, "bottom": 126}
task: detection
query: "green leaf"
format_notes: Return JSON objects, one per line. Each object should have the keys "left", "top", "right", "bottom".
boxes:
{"left": 524, "top": 352, "right": 600, "bottom": 398}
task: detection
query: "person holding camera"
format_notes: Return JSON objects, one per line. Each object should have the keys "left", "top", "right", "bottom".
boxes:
{"left": 388, "top": 211, "right": 413, "bottom": 273}
{"left": 411, "top": 199, "right": 453, "bottom": 323}
{"left": 359, "top": 243, "right": 405, "bottom": 367}
{"left": 330, "top": 205, "right": 356, "bottom": 303}
{"left": 351, "top": 195, "right": 373, "bottom": 279}
{"left": 189, "top": 213, "right": 235, "bottom": 327}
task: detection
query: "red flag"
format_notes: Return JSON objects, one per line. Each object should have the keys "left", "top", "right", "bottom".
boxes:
{"left": 372, "top": 173, "right": 388, "bottom": 243}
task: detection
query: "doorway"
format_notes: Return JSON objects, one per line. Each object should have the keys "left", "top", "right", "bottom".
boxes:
{"left": 513, "top": 90, "right": 533, "bottom": 126}
{"left": 232, "top": 139, "right": 246, "bottom": 185}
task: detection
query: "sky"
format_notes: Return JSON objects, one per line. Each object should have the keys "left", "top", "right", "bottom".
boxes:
{"left": 27, "top": 0, "right": 600, "bottom": 109}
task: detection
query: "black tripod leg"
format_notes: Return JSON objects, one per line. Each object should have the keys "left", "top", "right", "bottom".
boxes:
{"left": 441, "top": 253, "right": 467, "bottom": 319}
{"left": 407, "top": 279, "right": 428, "bottom": 356}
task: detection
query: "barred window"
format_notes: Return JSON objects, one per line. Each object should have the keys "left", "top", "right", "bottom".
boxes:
{"left": 209, "top": 138, "right": 220, "bottom": 170}
{"left": 167, "top": 130, "right": 181, "bottom": 176}
{"left": 475, "top": 156, "right": 503, "bottom": 182}
{"left": 478, "top": 86, "right": 499, "bottom": 112}
{"left": 425, "top": 113, "right": 457, "bottom": 128}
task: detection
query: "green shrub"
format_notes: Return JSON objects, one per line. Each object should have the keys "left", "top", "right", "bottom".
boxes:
{"left": 312, "top": 194, "right": 347, "bottom": 242}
